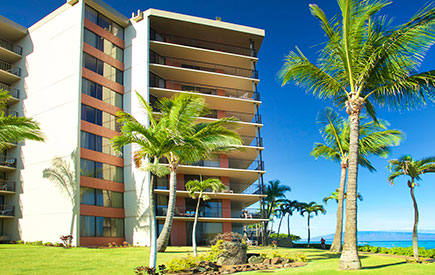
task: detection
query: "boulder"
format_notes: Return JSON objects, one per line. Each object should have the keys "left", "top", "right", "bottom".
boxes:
{"left": 271, "top": 257, "right": 282, "bottom": 265}
{"left": 216, "top": 241, "right": 247, "bottom": 266}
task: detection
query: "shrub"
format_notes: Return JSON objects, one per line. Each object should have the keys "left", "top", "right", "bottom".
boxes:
{"left": 60, "top": 235, "right": 73, "bottom": 248}
{"left": 44, "top": 242, "right": 54, "bottom": 247}
{"left": 166, "top": 255, "right": 200, "bottom": 273}
{"left": 15, "top": 240, "right": 24, "bottom": 244}
{"left": 269, "top": 233, "right": 301, "bottom": 241}
{"left": 357, "top": 245, "right": 435, "bottom": 259}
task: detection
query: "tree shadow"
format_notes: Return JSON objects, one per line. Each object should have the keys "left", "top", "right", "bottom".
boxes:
{"left": 308, "top": 253, "right": 368, "bottom": 261}
{"left": 363, "top": 261, "right": 406, "bottom": 269}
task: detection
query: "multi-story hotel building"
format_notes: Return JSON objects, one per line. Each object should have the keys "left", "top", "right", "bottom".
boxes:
{"left": 0, "top": 0, "right": 266, "bottom": 247}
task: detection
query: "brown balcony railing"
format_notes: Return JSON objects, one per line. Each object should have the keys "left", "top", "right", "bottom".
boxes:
{"left": 0, "top": 60, "right": 21, "bottom": 77}
{"left": 155, "top": 181, "right": 263, "bottom": 195}
{"left": 0, "top": 180, "right": 15, "bottom": 192}
{"left": 0, "top": 37, "right": 23, "bottom": 55}
{"left": 0, "top": 156, "right": 17, "bottom": 168}
{"left": 156, "top": 206, "right": 265, "bottom": 219}
{"left": 150, "top": 52, "right": 258, "bottom": 79}
{"left": 0, "top": 83, "right": 19, "bottom": 100}
{"left": 0, "top": 205, "right": 14, "bottom": 217}
{"left": 151, "top": 31, "right": 257, "bottom": 57}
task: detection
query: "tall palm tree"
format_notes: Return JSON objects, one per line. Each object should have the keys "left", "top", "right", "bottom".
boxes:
{"left": 388, "top": 155, "right": 435, "bottom": 260}
{"left": 185, "top": 177, "right": 226, "bottom": 256}
{"left": 275, "top": 199, "right": 301, "bottom": 245}
{"left": 151, "top": 94, "right": 242, "bottom": 252}
{"left": 0, "top": 90, "right": 44, "bottom": 150}
{"left": 264, "top": 180, "right": 291, "bottom": 240}
{"left": 43, "top": 150, "right": 78, "bottom": 237}
{"left": 312, "top": 108, "right": 402, "bottom": 252}
{"left": 280, "top": 1, "right": 435, "bottom": 269}
{"left": 300, "top": 202, "right": 326, "bottom": 247}
{"left": 112, "top": 92, "right": 170, "bottom": 269}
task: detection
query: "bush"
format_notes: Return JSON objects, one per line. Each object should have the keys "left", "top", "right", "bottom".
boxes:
{"left": 357, "top": 245, "right": 435, "bottom": 259}
{"left": 269, "top": 233, "right": 301, "bottom": 241}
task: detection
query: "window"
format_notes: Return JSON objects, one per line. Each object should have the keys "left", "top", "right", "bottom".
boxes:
{"left": 83, "top": 53, "right": 103, "bottom": 75}
{"left": 149, "top": 73, "right": 166, "bottom": 88}
{"left": 85, "top": 6, "right": 124, "bottom": 40}
{"left": 80, "top": 159, "right": 123, "bottom": 183}
{"left": 84, "top": 29, "right": 103, "bottom": 51}
{"left": 150, "top": 29, "right": 165, "bottom": 42}
{"left": 81, "top": 131, "right": 121, "bottom": 157}
{"left": 80, "top": 187, "right": 123, "bottom": 208}
{"left": 80, "top": 215, "right": 124, "bottom": 237}
{"left": 150, "top": 51, "right": 165, "bottom": 65}
{"left": 153, "top": 176, "right": 169, "bottom": 190}
{"left": 81, "top": 104, "right": 102, "bottom": 125}
{"left": 82, "top": 78, "right": 123, "bottom": 108}
{"left": 85, "top": 29, "right": 124, "bottom": 62}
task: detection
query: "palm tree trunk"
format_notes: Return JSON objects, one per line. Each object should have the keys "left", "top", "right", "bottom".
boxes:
{"left": 149, "top": 173, "right": 157, "bottom": 268}
{"left": 157, "top": 168, "right": 177, "bottom": 252}
{"left": 339, "top": 102, "right": 362, "bottom": 270}
{"left": 192, "top": 194, "right": 202, "bottom": 257}
{"left": 410, "top": 183, "right": 419, "bottom": 260}
{"left": 70, "top": 212, "right": 75, "bottom": 237}
{"left": 287, "top": 214, "right": 293, "bottom": 247}
{"left": 330, "top": 164, "right": 347, "bottom": 252}
{"left": 307, "top": 215, "right": 311, "bottom": 248}
{"left": 277, "top": 215, "right": 284, "bottom": 240}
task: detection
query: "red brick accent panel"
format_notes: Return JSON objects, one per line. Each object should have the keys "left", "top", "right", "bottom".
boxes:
{"left": 80, "top": 205, "right": 125, "bottom": 218}
{"left": 80, "top": 176, "right": 124, "bottom": 193}
{"left": 83, "top": 43, "right": 124, "bottom": 71}
{"left": 81, "top": 93, "right": 122, "bottom": 116}
{"left": 166, "top": 81, "right": 182, "bottom": 90}
{"left": 82, "top": 68, "right": 124, "bottom": 94}
{"left": 170, "top": 221, "right": 187, "bottom": 246}
{"left": 220, "top": 176, "right": 229, "bottom": 186}
{"left": 80, "top": 148, "right": 124, "bottom": 167}
{"left": 176, "top": 174, "right": 185, "bottom": 190}
{"left": 81, "top": 121, "right": 120, "bottom": 140}
{"left": 216, "top": 89, "right": 225, "bottom": 96}
{"left": 175, "top": 197, "right": 186, "bottom": 214}
{"left": 222, "top": 199, "right": 231, "bottom": 218}
{"left": 84, "top": 19, "right": 125, "bottom": 49}
{"left": 222, "top": 222, "right": 232, "bottom": 233}
{"left": 220, "top": 155, "right": 229, "bottom": 168}
{"left": 80, "top": 237, "right": 125, "bottom": 247}
{"left": 217, "top": 111, "right": 226, "bottom": 119}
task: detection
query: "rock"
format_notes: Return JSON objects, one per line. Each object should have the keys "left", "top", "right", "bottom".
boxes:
{"left": 271, "top": 257, "right": 282, "bottom": 265}
{"left": 284, "top": 263, "right": 291, "bottom": 268}
{"left": 216, "top": 241, "right": 247, "bottom": 266}
{"left": 263, "top": 258, "right": 272, "bottom": 265}
{"left": 248, "top": 255, "right": 264, "bottom": 264}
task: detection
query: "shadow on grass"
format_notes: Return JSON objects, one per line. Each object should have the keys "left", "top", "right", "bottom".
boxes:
{"left": 363, "top": 261, "right": 406, "bottom": 270}
{"left": 308, "top": 253, "right": 368, "bottom": 261}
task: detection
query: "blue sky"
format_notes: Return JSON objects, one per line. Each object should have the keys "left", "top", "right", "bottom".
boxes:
{"left": 3, "top": 0, "right": 435, "bottom": 239}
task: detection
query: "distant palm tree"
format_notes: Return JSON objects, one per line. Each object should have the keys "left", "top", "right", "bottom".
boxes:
{"left": 388, "top": 155, "right": 435, "bottom": 260}
{"left": 323, "top": 189, "right": 363, "bottom": 205}
{"left": 151, "top": 94, "right": 242, "bottom": 252}
{"left": 0, "top": 89, "right": 44, "bottom": 150}
{"left": 185, "top": 177, "right": 226, "bottom": 256}
{"left": 300, "top": 202, "right": 326, "bottom": 247}
{"left": 280, "top": 1, "right": 435, "bottom": 269}
{"left": 312, "top": 107, "right": 402, "bottom": 252}
{"left": 275, "top": 199, "right": 301, "bottom": 245}
{"left": 264, "top": 180, "right": 291, "bottom": 240}
{"left": 43, "top": 151, "right": 77, "bottom": 237}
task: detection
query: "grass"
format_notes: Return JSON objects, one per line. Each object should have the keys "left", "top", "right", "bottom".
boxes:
{"left": 0, "top": 244, "right": 434, "bottom": 274}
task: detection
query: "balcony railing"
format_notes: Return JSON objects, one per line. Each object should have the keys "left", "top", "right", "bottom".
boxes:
{"left": 0, "top": 180, "right": 15, "bottom": 192}
{"left": 0, "top": 156, "right": 17, "bottom": 168}
{"left": 0, "top": 83, "right": 19, "bottom": 100}
{"left": 0, "top": 205, "right": 14, "bottom": 217}
{"left": 240, "top": 135, "right": 263, "bottom": 147}
{"left": 151, "top": 32, "right": 257, "bottom": 57}
{"left": 150, "top": 79, "right": 260, "bottom": 101}
{"left": 150, "top": 52, "right": 258, "bottom": 79}
{"left": 202, "top": 109, "right": 261, "bottom": 124}
{"left": 0, "top": 37, "right": 23, "bottom": 55}
{"left": 0, "top": 60, "right": 21, "bottom": 77}
{"left": 2, "top": 110, "right": 18, "bottom": 117}
{"left": 188, "top": 158, "right": 264, "bottom": 171}
{"left": 155, "top": 181, "right": 263, "bottom": 195}
{"left": 156, "top": 206, "right": 265, "bottom": 219}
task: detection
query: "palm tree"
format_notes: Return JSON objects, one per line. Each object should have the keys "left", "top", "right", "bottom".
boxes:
{"left": 185, "top": 177, "right": 226, "bottom": 256}
{"left": 264, "top": 180, "right": 291, "bottom": 241}
{"left": 312, "top": 108, "right": 402, "bottom": 252}
{"left": 112, "top": 92, "right": 170, "bottom": 269}
{"left": 279, "top": 1, "right": 435, "bottom": 269}
{"left": 300, "top": 202, "right": 326, "bottom": 248}
{"left": 388, "top": 155, "right": 435, "bottom": 260}
{"left": 43, "top": 150, "right": 78, "bottom": 237}
{"left": 150, "top": 94, "right": 242, "bottom": 252}
{"left": 0, "top": 89, "right": 44, "bottom": 150}
{"left": 323, "top": 189, "right": 363, "bottom": 205}
{"left": 275, "top": 199, "right": 301, "bottom": 245}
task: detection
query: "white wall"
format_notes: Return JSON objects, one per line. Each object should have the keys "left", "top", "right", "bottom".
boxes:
{"left": 123, "top": 14, "right": 151, "bottom": 246}
{"left": 15, "top": 2, "right": 84, "bottom": 245}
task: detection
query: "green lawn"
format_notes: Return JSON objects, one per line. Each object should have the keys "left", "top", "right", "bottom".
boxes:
{"left": 0, "top": 244, "right": 434, "bottom": 274}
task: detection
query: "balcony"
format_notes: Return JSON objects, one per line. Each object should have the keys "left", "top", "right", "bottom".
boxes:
{"left": 0, "top": 59, "right": 21, "bottom": 83}
{"left": 202, "top": 109, "right": 261, "bottom": 124}
{"left": 0, "top": 82, "right": 19, "bottom": 104}
{"left": 151, "top": 31, "right": 257, "bottom": 57}
{"left": 0, "top": 37, "right": 22, "bottom": 63}
{"left": 2, "top": 109, "right": 18, "bottom": 117}
{"left": 0, "top": 156, "right": 17, "bottom": 170}
{"left": 0, "top": 205, "right": 14, "bottom": 217}
{"left": 0, "top": 180, "right": 15, "bottom": 194}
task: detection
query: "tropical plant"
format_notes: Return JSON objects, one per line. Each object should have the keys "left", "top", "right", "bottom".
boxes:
{"left": 300, "top": 202, "right": 326, "bottom": 248}
{"left": 323, "top": 189, "right": 363, "bottom": 205}
{"left": 275, "top": 199, "right": 301, "bottom": 245}
{"left": 279, "top": 0, "right": 435, "bottom": 269}
{"left": 185, "top": 177, "right": 226, "bottom": 256}
{"left": 112, "top": 92, "right": 170, "bottom": 268}
{"left": 0, "top": 89, "right": 44, "bottom": 150}
{"left": 147, "top": 94, "right": 242, "bottom": 252}
{"left": 388, "top": 155, "right": 435, "bottom": 260}
{"left": 312, "top": 108, "right": 402, "bottom": 252}
{"left": 43, "top": 150, "right": 77, "bottom": 237}
{"left": 264, "top": 180, "right": 291, "bottom": 241}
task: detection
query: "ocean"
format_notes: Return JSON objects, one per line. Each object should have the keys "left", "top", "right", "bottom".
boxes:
{"left": 303, "top": 240, "right": 435, "bottom": 249}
